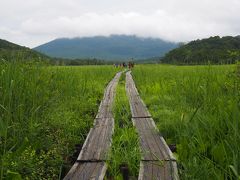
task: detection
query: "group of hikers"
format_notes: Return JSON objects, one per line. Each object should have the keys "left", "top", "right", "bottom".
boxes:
{"left": 113, "top": 62, "right": 135, "bottom": 69}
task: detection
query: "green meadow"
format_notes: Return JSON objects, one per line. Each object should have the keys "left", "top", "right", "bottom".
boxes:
{"left": 132, "top": 64, "right": 239, "bottom": 179}
{"left": 0, "top": 61, "right": 239, "bottom": 179}
{"left": 107, "top": 73, "right": 140, "bottom": 179}
{"left": 0, "top": 61, "right": 117, "bottom": 179}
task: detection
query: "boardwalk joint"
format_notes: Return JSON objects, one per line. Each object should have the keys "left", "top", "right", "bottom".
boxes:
{"left": 141, "top": 159, "right": 177, "bottom": 162}
{"left": 76, "top": 159, "right": 105, "bottom": 163}
{"left": 132, "top": 116, "right": 152, "bottom": 118}
{"left": 126, "top": 71, "right": 179, "bottom": 180}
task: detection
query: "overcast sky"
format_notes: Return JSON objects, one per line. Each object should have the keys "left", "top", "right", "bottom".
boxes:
{"left": 0, "top": 0, "right": 240, "bottom": 47}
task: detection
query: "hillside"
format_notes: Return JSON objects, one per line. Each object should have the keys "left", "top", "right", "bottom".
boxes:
{"left": 162, "top": 36, "right": 240, "bottom": 64}
{"left": 34, "top": 35, "right": 178, "bottom": 60}
{"left": 0, "top": 38, "right": 114, "bottom": 65}
{"left": 0, "top": 39, "right": 49, "bottom": 61}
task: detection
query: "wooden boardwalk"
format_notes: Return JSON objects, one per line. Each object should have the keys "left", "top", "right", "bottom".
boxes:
{"left": 126, "top": 71, "right": 179, "bottom": 180}
{"left": 64, "top": 72, "right": 122, "bottom": 180}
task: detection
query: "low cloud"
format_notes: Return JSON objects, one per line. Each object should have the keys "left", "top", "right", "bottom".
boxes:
{"left": 0, "top": 0, "right": 239, "bottom": 47}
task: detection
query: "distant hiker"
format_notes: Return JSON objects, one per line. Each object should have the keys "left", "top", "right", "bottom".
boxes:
{"left": 128, "top": 62, "right": 134, "bottom": 70}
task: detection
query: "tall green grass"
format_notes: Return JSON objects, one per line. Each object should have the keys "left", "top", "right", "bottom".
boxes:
{"left": 0, "top": 61, "right": 117, "bottom": 179}
{"left": 132, "top": 64, "right": 240, "bottom": 179}
{"left": 107, "top": 73, "right": 141, "bottom": 179}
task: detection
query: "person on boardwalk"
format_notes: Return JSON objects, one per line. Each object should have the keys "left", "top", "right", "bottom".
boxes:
{"left": 122, "top": 62, "right": 127, "bottom": 68}
{"left": 128, "top": 62, "right": 134, "bottom": 70}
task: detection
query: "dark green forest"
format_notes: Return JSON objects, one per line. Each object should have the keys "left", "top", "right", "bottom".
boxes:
{"left": 2, "top": 36, "right": 240, "bottom": 65}
{"left": 162, "top": 36, "right": 240, "bottom": 64}
{"left": 0, "top": 39, "right": 111, "bottom": 65}
{"left": 0, "top": 39, "right": 50, "bottom": 62}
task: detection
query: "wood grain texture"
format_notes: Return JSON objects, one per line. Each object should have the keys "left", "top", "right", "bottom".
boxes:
{"left": 64, "top": 162, "right": 107, "bottom": 180}
{"left": 132, "top": 117, "right": 175, "bottom": 161}
{"left": 138, "top": 161, "right": 178, "bottom": 180}
{"left": 64, "top": 72, "right": 121, "bottom": 180}
{"left": 77, "top": 118, "right": 114, "bottom": 161}
{"left": 126, "top": 71, "right": 179, "bottom": 180}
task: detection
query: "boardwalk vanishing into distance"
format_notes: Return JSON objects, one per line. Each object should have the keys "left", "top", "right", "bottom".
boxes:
{"left": 64, "top": 72, "right": 122, "bottom": 180}
{"left": 64, "top": 71, "right": 178, "bottom": 180}
{"left": 126, "top": 71, "right": 179, "bottom": 180}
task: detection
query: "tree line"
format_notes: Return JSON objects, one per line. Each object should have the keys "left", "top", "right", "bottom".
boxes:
{"left": 162, "top": 36, "right": 240, "bottom": 64}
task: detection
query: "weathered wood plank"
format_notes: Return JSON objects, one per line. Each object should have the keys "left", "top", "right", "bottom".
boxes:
{"left": 64, "top": 162, "right": 107, "bottom": 180}
{"left": 139, "top": 160, "right": 178, "bottom": 180}
{"left": 96, "top": 104, "right": 113, "bottom": 118}
{"left": 64, "top": 72, "right": 121, "bottom": 180}
{"left": 126, "top": 71, "right": 179, "bottom": 180}
{"left": 77, "top": 118, "right": 114, "bottom": 161}
{"left": 126, "top": 72, "right": 151, "bottom": 118}
{"left": 130, "top": 99, "right": 151, "bottom": 118}
{"left": 96, "top": 72, "right": 122, "bottom": 118}
{"left": 132, "top": 117, "right": 175, "bottom": 161}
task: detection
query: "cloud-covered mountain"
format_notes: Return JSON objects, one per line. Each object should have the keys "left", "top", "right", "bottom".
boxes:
{"left": 34, "top": 35, "right": 178, "bottom": 60}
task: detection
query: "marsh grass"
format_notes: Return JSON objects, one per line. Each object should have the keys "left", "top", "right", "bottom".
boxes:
{"left": 1, "top": 60, "right": 238, "bottom": 179}
{"left": 0, "top": 61, "right": 117, "bottom": 179}
{"left": 132, "top": 64, "right": 240, "bottom": 179}
{"left": 107, "top": 73, "right": 141, "bottom": 179}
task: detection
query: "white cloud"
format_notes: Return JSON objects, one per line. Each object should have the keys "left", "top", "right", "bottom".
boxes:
{"left": 0, "top": 0, "right": 239, "bottom": 47}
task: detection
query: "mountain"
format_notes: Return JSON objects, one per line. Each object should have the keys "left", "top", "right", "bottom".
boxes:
{"left": 162, "top": 36, "right": 240, "bottom": 64}
{"left": 0, "top": 39, "right": 49, "bottom": 61}
{"left": 0, "top": 38, "right": 116, "bottom": 65}
{"left": 34, "top": 35, "right": 178, "bottom": 60}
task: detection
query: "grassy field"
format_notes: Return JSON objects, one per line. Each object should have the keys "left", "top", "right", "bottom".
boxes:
{"left": 107, "top": 73, "right": 140, "bottom": 179}
{"left": 132, "top": 64, "right": 240, "bottom": 179}
{"left": 0, "top": 61, "right": 117, "bottom": 179}
{"left": 1, "top": 61, "right": 239, "bottom": 179}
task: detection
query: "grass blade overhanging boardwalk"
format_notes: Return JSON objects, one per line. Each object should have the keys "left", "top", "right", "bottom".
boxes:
{"left": 126, "top": 71, "right": 179, "bottom": 180}
{"left": 106, "top": 72, "right": 141, "bottom": 179}
{"left": 64, "top": 72, "right": 122, "bottom": 180}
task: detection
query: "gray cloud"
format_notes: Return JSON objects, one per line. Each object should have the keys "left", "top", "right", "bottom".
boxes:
{"left": 0, "top": 0, "right": 239, "bottom": 47}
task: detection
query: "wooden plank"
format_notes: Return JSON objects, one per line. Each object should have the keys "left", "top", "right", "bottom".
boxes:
{"left": 64, "top": 72, "right": 121, "bottom": 180}
{"left": 77, "top": 118, "right": 114, "bottom": 161}
{"left": 126, "top": 71, "right": 179, "bottom": 179}
{"left": 126, "top": 72, "right": 151, "bottom": 118}
{"left": 129, "top": 98, "right": 151, "bottom": 118}
{"left": 96, "top": 72, "right": 122, "bottom": 118}
{"left": 96, "top": 104, "right": 113, "bottom": 118}
{"left": 132, "top": 117, "right": 175, "bottom": 161}
{"left": 64, "top": 162, "right": 107, "bottom": 180}
{"left": 139, "top": 160, "right": 178, "bottom": 180}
